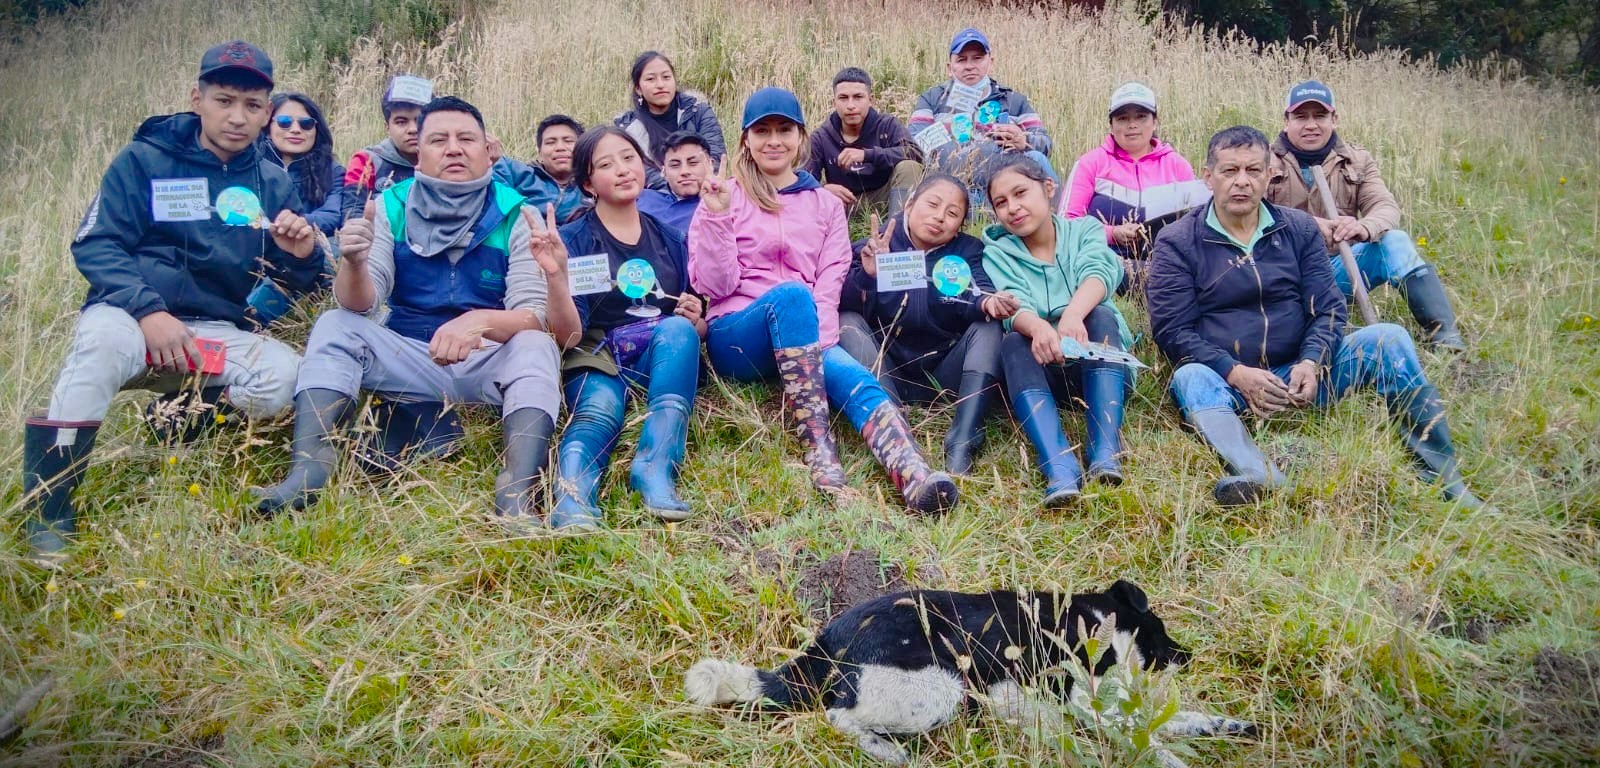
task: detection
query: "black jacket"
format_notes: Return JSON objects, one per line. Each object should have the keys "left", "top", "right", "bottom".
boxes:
{"left": 844, "top": 214, "right": 996, "bottom": 364}
{"left": 1145, "top": 201, "right": 1346, "bottom": 378}
{"left": 805, "top": 109, "right": 919, "bottom": 195}
{"left": 72, "top": 112, "right": 321, "bottom": 327}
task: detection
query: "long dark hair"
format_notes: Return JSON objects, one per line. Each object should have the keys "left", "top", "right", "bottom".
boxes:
{"left": 629, "top": 50, "right": 680, "bottom": 157}
{"left": 265, "top": 92, "right": 336, "bottom": 204}
{"left": 573, "top": 125, "right": 648, "bottom": 203}
{"left": 630, "top": 50, "right": 677, "bottom": 109}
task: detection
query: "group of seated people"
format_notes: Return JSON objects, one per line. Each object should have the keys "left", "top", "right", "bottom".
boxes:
{"left": 18, "top": 33, "right": 1487, "bottom": 567}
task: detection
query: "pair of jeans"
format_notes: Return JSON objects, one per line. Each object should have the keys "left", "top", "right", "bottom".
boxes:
{"left": 1331, "top": 228, "right": 1427, "bottom": 294}
{"left": 837, "top": 312, "right": 1002, "bottom": 405}
{"left": 706, "top": 282, "right": 889, "bottom": 430}
{"left": 999, "top": 305, "right": 1129, "bottom": 404}
{"left": 1168, "top": 323, "right": 1427, "bottom": 415}
{"left": 560, "top": 314, "right": 702, "bottom": 456}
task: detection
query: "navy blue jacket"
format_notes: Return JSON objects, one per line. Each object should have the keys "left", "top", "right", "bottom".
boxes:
{"left": 636, "top": 189, "right": 699, "bottom": 237}
{"left": 844, "top": 214, "right": 996, "bottom": 364}
{"left": 72, "top": 112, "right": 322, "bottom": 328}
{"left": 258, "top": 137, "right": 344, "bottom": 235}
{"left": 558, "top": 209, "right": 690, "bottom": 330}
{"left": 804, "top": 109, "right": 919, "bottom": 195}
{"left": 382, "top": 178, "right": 526, "bottom": 343}
{"left": 1145, "top": 201, "right": 1346, "bottom": 378}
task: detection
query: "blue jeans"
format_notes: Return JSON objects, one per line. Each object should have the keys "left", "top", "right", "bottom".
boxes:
{"left": 706, "top": 282, "right": 889, "bottom": 430}
{"left": 1331, "top": 229, "right": 1426, "bottom": 294}
{"left": 559, "top": 315, "right": 701, "bottom": 461}
{"left": 1169, "top": 323, "right": 1427, "bottom": 416}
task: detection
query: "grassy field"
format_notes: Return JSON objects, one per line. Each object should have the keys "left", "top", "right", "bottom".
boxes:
{"left": 2, "top": 0, "right": 1598, "bottom": 765}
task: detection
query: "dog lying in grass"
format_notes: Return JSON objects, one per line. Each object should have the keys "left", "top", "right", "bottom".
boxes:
{"left": 685, "top": 580, "right": 1257, "bottom": 765}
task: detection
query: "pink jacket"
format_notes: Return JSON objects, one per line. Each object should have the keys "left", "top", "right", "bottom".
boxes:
{"left": 1058, "top": 135, "right": 1197, "bottom": 242}
{"left": 688, "top": 178, "right": 853, "bottom": 347}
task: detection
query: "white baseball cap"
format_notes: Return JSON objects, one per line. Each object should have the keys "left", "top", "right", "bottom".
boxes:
{"left": 1109, "top": 82, "right": 1158, "bottom": 116}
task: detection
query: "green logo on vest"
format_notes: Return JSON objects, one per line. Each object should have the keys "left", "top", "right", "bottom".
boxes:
{"left": 480, "top": 269, "right": 505, "bottom": 288}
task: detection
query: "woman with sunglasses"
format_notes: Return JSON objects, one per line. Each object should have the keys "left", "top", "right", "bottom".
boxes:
{"left": 249, "top": 92, "right": 343, "bottom": 323}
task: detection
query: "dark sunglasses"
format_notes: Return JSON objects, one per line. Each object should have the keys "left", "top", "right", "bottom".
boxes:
{"left": 274, "top": 115, "right": 317, "bottom": 130}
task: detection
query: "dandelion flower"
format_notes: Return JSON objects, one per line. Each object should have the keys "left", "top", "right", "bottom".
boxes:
{"left": 1559, "top": 176, "right": 1568, "bottom": 185}
{"left": 1417, "top": 236, "right": 1428, "bottom": 247}
{"left": 135, "top": 579, "right": 148, "bottom": 589}
{"left": 187, "top": 483, "right": 201, "bottom": 496}
{"left": 214, "top": 413, "right": 227, "bottom": 425}
{"left": 45, "top": 577, "right": 59, "bottom": 594}
{"left": 396, "top": 554, "right": 414, "bottom": 566}
{"left": 112, "top": 608, "right": 126, "bottom": 620}
{"left": 167, "top": 456, "right": 178, "bottom": 466}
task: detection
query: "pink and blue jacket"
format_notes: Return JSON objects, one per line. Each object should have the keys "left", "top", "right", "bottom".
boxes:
{"left": 688, "top": 172, "right": 853, "bottom": 347}
{"left": 1058, "top": 135, "right": 1197, "bottom": 243}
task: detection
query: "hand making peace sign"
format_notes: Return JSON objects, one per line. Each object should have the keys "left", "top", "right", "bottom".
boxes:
{"left": 524, "top": 203, "right": 569, "bottom": 277}
{"left": 699, "top": 155, "right": 734, "bottom": 214}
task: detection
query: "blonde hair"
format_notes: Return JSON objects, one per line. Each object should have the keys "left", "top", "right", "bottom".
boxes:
{"left": 733, "top": 122, "right": 812, "bottom": 214}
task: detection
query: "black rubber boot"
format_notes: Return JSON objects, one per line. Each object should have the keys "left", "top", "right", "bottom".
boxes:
{"left": 943, "top": 372, "right": 995, "bottom": 476}
{"left": 1011, "top": 389, "right": 1083, "bottom": 507}
{"left": 143, "top": 387, "right": 236, "bottom": 445}
{"left": 353, "top": 396, "right": 464, "bottom": 474}
{"left": 1083, "top": 364, "right": 1127, "bottom": 486}
{"left": 1399, "top": 265, "right": 1466, "bottom": 352}
{"left": 1388, "top": 385, "right": 1487, "bottom": 509}
{"left": 252, "top": 389, "right": 355, "bottom": 517}
{"left": 1185, "top": 408, "right": 1289, "bottom": 507}
{"left": 21, "top": 417, "right": 100, "bottom": 567}
{"left": 492, "top": 407, "right": 556, "bottom": 532}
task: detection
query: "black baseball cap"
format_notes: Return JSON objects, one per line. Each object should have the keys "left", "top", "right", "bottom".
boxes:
{"left": 198, "top": 41, "right": 274, "bottom": 89}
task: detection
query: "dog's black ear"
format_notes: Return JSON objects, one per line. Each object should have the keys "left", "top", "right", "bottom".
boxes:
{"left": 1109, "top": 579, "right": 1149, "bottom": 614}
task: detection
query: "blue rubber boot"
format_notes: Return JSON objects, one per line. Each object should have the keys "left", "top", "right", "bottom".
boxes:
{"left": 1012, "top": 389, "right": 1083, "bottom": 507}
{"left": 1083, "top": 364, "right": 1127, "bottom": 486}
{"left": 629, "top": 394, "right": 693, "bottom": 521}
{"left": 549, "top": 424, "right": 609, "bottom": 531}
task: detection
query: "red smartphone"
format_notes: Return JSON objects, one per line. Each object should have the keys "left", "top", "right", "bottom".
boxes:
{"left": 146, "top": 337, "right": 226, "bottom": 375}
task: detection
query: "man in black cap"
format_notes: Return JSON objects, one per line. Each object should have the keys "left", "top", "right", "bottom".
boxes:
{"left": 1266, "top": 80, "right": 1467, "bottom": 351}
{"left": 18, "top": 40, "right": 322, "bottom": 567}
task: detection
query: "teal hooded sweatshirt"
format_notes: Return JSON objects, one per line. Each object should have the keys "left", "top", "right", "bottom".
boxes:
{"left": 981, "top": 214, "right": 1132, "bottom": 347}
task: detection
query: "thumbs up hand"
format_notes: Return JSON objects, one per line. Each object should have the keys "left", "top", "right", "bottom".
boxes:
{"left": 338, "top": 198, "right": 378, "bottom": 266}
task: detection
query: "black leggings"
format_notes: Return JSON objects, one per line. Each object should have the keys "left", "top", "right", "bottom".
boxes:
{"left": 838, "top": 312, "right": 1003, "bottom": 405}
{"left": 1000, "top": 304, "right": 1124, "bottom": 402}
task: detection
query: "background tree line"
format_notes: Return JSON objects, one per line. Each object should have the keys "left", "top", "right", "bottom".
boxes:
{"left": 1156, "top": 0, "right": 1600, "bottom": 85}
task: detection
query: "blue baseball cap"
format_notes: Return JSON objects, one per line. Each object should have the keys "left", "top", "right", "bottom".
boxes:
{"left": 1286, "top": 80, "right": 1335, "bottom": 113}
{"left": 741, "top": 87, "right": 806, "bottom": 130}
{"left": 949, "top": 28, "right": 990, "bottom": 56}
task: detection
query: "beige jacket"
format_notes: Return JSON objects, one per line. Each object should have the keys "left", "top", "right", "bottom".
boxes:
{"left": 1266, "top": 135, "right": 1403, "bottom": 242}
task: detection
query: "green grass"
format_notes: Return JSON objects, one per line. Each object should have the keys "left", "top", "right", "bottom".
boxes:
{"left": 2, "top": 0, "right": 1599, "bottom": 765}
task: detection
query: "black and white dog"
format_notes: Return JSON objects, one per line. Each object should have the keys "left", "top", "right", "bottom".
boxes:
{"left": 686, "top": 580, "right": 1257, "bottom": 765}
